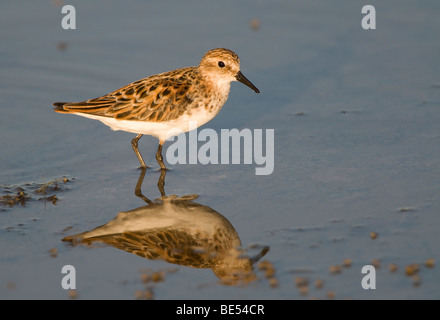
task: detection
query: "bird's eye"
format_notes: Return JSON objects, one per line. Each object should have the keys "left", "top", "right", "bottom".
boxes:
{"left": 218, "top": 61, "right": 225, "bottom": 68}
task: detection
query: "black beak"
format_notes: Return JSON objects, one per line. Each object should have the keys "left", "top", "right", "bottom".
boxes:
{"left": 236, "top": 71, "right": 260, "bottom": 93}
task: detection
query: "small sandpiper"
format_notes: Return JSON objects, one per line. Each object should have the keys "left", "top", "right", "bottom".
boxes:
{"left": 53, "top": 48, "right": 259, "bottom": 169}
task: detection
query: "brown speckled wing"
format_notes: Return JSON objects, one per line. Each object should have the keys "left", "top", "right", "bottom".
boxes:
{"left": 81, "top": 230, "right": 217, "bottom": 269}
{"left": 54, "top": 67, "right": 198, "bottom": 123}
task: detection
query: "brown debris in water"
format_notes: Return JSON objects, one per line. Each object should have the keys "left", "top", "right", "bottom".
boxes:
{"left": 0, "top": 177, "right": 73, "bottom": 209}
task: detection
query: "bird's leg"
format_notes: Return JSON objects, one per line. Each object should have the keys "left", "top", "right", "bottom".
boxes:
{"left": 157, "top": 168, "right": 166, "bottom": 197}
{"left": 131, "top": 134, "right": 147, "bottom": 168}
{"left": 134, "top": 165, "right": 167, "bottom": 203}
{"left": 155, "top": 140, "right": 167, "bottom": 170}
{"left": 134, "top": 167, "right": 153, "bottom": 204}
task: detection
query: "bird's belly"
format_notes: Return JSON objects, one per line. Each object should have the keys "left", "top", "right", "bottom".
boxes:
{"left": 75, "top": 108, "right": 217, "bottom": 141}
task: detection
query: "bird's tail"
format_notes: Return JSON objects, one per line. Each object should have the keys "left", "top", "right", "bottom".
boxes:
{"left": 53, "top": 102, "right": 70, "bottom": 113}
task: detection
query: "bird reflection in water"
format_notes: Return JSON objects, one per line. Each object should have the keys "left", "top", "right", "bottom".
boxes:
{"left": 63, "top": 169, "right": 269, "bottom": 285}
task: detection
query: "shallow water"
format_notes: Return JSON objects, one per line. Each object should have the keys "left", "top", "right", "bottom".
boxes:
{"left": 1, "top": 1, "right": 439, "bottom": 299}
